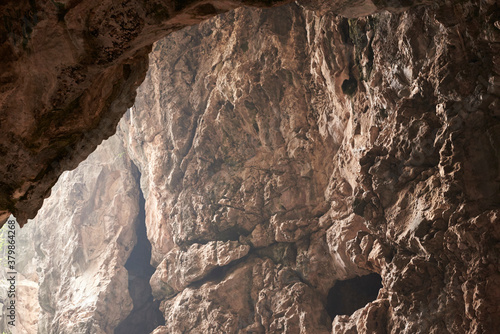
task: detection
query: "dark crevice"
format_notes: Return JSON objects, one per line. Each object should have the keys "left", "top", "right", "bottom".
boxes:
{"left": 178, "top": 225, "right": 253, "bottom": 249}
{"left": 114, "top": 169, "right": 164, "bottom": 334}
{"left": 326, "top": 273, "right": 382, "bottom": 319}
{"left": 182, "top": 242, "right": 298, "bottom": 290}
{"left": 341, "top": 75, "right": 358, "bottom": 96}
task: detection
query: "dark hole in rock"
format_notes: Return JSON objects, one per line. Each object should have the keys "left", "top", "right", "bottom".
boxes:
{"left": 342, "top": 76, "right": 358, "bottom": 96}
{"left": 326, "top": 273, "right": 382, "bottom": 319}
{"left": 114, "top": 181, "right": 165, "bottom": 334}
{"left": 190, "top": 265, "right": 227, "bottom": 288}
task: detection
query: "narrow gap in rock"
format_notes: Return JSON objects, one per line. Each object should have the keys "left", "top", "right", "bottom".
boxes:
{"left": 114, "top": 173, "right": 165, "bottom": 334}
{"left": 326, "top": 273, "right": 382, "bottom": 319}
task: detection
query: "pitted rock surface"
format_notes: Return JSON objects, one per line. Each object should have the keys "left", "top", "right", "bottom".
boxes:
{"left": 1, "top": 0, "right": 498, "bottom": 333}
{"left": 116, "top": 1, "right": 499, "bottom": 333}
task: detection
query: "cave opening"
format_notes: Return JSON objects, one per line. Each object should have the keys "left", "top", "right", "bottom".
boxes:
{"left": 114, "top": 182, "right": 165, "bottom": 334}
{"left": 326, "top": 273, "right": 382, "bottom": 319}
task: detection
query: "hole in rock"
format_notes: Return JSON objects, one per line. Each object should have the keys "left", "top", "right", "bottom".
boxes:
{"left": 326, "top": 273, "right": 382, "bottom": 319}
{"left": 341, "top": 76, "right": 358, "bottom": 96}
{"left": 114, "top": 184, "right": 164, "bottom": 334}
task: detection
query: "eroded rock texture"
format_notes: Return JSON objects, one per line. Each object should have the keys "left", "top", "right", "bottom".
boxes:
{"left": 0, "top": 0, "right": 449, "bottom": 228}
{"left": 0, "top": 218, "right": 40, "bottom": 334}
{"left": 1, "top": 0, "right": 498, "bottom": 333}
{"left": 0, "top": 0, "right": 296, "bottom": 226}
{"left": 31, "top": 134, "right": 141, "bottom": 334}
{"left": 114, "top": 1, "right": 500, "bottom": 333}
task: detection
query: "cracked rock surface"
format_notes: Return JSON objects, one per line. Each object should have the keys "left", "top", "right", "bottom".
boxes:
{"left": 0, "top": 0, "right": 295, "bottom": 227}
{"left": 116, "top": 1, "right": 499, "bottom": 333}
{"left": 30, "top": 135, "right": 141, "bottom": 334}
{"left": 1, "top": 0, "right": 498, "bottom": 333}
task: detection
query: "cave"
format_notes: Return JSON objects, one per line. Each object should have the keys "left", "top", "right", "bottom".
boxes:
{"left": 0, "top": 0, "right": 498, "bottom": 332}
{"left": 326, "top": 273, "right": 383, "bottom": 319}
{"left": 114, "top": 184, "right": 165, "bottom": 334}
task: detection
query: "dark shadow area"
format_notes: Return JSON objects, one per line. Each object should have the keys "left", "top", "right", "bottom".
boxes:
{"left": 114, "top": 183, "right": 165, "bottom": 334}
{"left": 341, "top": 76, "right": 358, "bottom": 96}
{"left": 326, "top": 273, "right": 382, "bottom": 319}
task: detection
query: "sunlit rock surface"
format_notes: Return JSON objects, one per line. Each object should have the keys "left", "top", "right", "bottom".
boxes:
{"left": 0, "top": 218, "right": 40, "bottom": 334}
{"left": 31, "top": 135, "right": 141, "bottom": 334}
{"left": 0, "top": 134, "right": 162, "bottom": 334}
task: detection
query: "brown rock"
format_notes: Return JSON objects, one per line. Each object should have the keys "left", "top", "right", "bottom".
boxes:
{"left": 158, "top": 258, "right": 331, "bottom": 334}
{"left": 118, "top": 1, "right": 499, "bottom": 333}
{"left": 1, "top": 0, "right": 498, "bottom": 333}
{"left": 150, "top": 241, "right": 250, "bottom": 299}
{"left": 0, "top": 0, "right": 440, "bottom": 228}
{"left": 0, "top": 0, "right": 296, "bottom": 227}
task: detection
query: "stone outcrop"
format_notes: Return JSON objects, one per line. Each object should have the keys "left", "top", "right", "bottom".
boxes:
{"left": 0, "top": 0, "right": 498, "bottom": 333}
{"left": 0, "top": 0, "right": 296, "bottom": 227}
{"left": 150, "top": 241, "right": 250, "bottom": 300}
{"left": 31, "top": 134, "right": 141, "bottom": 334}
{"left": 116, "top": 1, "right": 499, "bottom": 333}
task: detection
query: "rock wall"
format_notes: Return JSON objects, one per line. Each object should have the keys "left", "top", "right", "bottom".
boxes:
{"left": 0, "top": 0, "right": 295, "bottom": 227}
{"left": 0, "top": 128, "right": 164, "bottom": 334}
{"left": 1, "top": 0, "right": 498, "bottom": 333}
{"left": 31, "top": 134, "right": 141, "bottom": 334}
{"left": 0, "top": 218, "right": 40, "bottom": 334}
{"left": 116, "top": 1, "right": 500, "bottom": 333}
{"left": 0, "top": 0, "right": 440, "bottom": 228}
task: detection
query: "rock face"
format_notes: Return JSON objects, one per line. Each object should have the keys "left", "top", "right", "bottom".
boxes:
{"left": 0, "top": 131, "right": 163, "bottom": 334}
{"left": 0, "top": 0, "right": 296, "bottom": 227}
{"left": 0, "top": 0, "right": 443, "bottom": 228}
{"left": 116, "top": 1, "right": 499, "bottom": 333}
{"left": 1, "top": 0, "right": 499, "bottom": 333}
{"left": 31, "top": 134, "right": 141, "bottom": 334}
{"left": 150, "top": 240, "right": 251, "bottom": 300}
{"left": 0, "top": 218, "right": 40, "bottom": 334}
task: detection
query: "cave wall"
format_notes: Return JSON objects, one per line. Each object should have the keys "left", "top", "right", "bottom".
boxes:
{"left": 0, "top": 0, "right": 437, "bottom": 229}
{"left": 0, "top": 0, "right": 297, "bottom": 227}
{"left": 0, "top": 0, "right": 498, "bottom": 333}
{"left": 115, "top": 1, "right": 499, "bottom": 333}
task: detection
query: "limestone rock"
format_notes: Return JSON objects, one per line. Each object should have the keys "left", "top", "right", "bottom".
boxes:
{"left": 0, "top": 217, "right": 40, "bottom": 334}
{"left": 119, "top": 1, "right": 500, "bottom": 333}
{"left": 157, "top": 258, "right": 331, "bottom": 334}
{"left": 0, "top": 0, "right": 498, "bottom": 333}
{"left": 0, "top": 0, "right": 296, "bottom": 227}
{"left": 0, "top": 0, "right": 441, "bottom": 227}
{"left": 150, "top": 241, "right": 250, "bottom": 299}
{"left": 32, "top": 135, "right": 141, "bottom": 333}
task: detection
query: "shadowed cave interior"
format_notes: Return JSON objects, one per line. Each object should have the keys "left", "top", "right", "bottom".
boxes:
{"left": 326, "top": 273, "right": 383, "bottom": 319}
{"left": 114, "top": 175, "right": 165, "bottom": 334}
